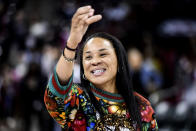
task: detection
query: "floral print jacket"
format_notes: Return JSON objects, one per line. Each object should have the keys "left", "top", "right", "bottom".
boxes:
{"left": 44, "top": 69, "right": 158, "bottom": 131}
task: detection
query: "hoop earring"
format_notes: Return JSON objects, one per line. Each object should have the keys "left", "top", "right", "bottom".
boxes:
{"left": 83, "top": 74, "right": 87, "bottom": 80}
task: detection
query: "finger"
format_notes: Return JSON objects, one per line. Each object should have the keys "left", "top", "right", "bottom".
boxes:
{"left": 85, "top": 15, "right": 102, "bottom": 25}
{"left": 74, "top": 6, "right": 92, "bottom": 17}
{"left": 77, "top": 9, "right": 94, "bottom": 20}
{"left": 78, "top": 14, "right": 89, "bottom": 26}
{"left": 74, "top": 9, "right": 94, "bottom": 25}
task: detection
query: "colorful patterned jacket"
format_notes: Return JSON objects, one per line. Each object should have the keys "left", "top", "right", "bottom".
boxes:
{"left": 44, "top": 68, "right": 158, "bottom": 131}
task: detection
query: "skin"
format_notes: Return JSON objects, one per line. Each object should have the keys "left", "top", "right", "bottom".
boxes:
{"left": 56, "top": 6, "right": 102, "bottom": 84}
{"left": 83, "top": 37, "right": 118, "bottom": 93}
{"left": 55, "top": 6, "right": 118, "bottom": 94}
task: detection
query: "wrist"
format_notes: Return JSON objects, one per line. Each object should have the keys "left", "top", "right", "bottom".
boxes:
{"left": 67, "top": 38, "right": 78, "bottom": 49}
{"left": 63, "top": 47, "right": 76, "bottom": 63}
{"left": 65, "top": 44, "right": 77, "bottom": 52}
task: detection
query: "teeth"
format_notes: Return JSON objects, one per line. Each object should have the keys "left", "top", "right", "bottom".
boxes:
{"left": 93, "top": 69, "right": 104, "bottom": 75}
{"left": 94, "top": 69, "right": 103, "bottom": 73}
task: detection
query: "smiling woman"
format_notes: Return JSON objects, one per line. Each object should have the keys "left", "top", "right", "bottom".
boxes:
{"left": 82, "top": 37, "right": 118, "bottom": 92}
{"left": 44, "top": 5, "right": 158, "bottom": 131}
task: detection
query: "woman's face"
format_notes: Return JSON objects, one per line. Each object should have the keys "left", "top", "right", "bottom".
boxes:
{"left": 83, "top": 37, "right": 118, "bottom": 86}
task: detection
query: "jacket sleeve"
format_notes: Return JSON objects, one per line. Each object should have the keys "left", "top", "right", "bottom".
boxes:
{"left": 134, "top": 92, "right": 158, "bottom": 131}
{"left": 149, "top": 114, "right": 158, "bottom": 131}
{"left": 44, "top": 67, "right": 81, "bottom": 129}
{"left": 141, "top": 108, "right": 158, "bottom": 131}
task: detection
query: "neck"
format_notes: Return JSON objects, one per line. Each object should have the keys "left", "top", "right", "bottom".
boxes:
{"left": 93, "top": 79, "right": 118, "bottom": 94}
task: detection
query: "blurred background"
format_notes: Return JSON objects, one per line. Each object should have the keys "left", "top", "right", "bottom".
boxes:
{"left": 0, "top": 0, "right": 196, "bottom": 131}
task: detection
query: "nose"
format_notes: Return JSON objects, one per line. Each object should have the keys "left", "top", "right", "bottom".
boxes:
{"left": 91, "top": 57, "right": 101, "bottom": 66}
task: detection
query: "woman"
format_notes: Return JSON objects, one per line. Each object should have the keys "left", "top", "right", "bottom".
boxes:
{"left": 44, "top": 6, "right": 158, "bottom": 131}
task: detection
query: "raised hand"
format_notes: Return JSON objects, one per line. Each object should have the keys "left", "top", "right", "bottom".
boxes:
{"left": 67, "top": 6, "right": 102, "bottom": 48}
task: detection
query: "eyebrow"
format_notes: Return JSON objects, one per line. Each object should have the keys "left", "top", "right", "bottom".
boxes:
{"left": 85, "top": 48, "right": 108, "bottom": 54}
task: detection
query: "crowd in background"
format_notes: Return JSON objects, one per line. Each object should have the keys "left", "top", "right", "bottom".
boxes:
{"left": 0, "top": 0, "right": 196, "bottom": 131}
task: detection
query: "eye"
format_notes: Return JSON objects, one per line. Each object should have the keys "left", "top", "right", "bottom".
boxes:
{"left": 85, "top": 56, "right": 92, "bottom": 60}
{"left": 100, "top": 53, "right": 107, "bottom": 57}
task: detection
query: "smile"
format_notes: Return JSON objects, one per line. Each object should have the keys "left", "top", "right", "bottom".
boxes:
{"left": 91, "top": 68, "right": 106, "bottom": 76}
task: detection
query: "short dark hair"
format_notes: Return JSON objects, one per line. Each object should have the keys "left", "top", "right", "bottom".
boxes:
{"left": 79, "top": 32, "right": 142, "bottom": 129}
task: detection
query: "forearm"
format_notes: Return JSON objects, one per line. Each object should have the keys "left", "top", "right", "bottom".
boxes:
{"left": 56, "top": 41, "right": 77, "bottom": 84}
